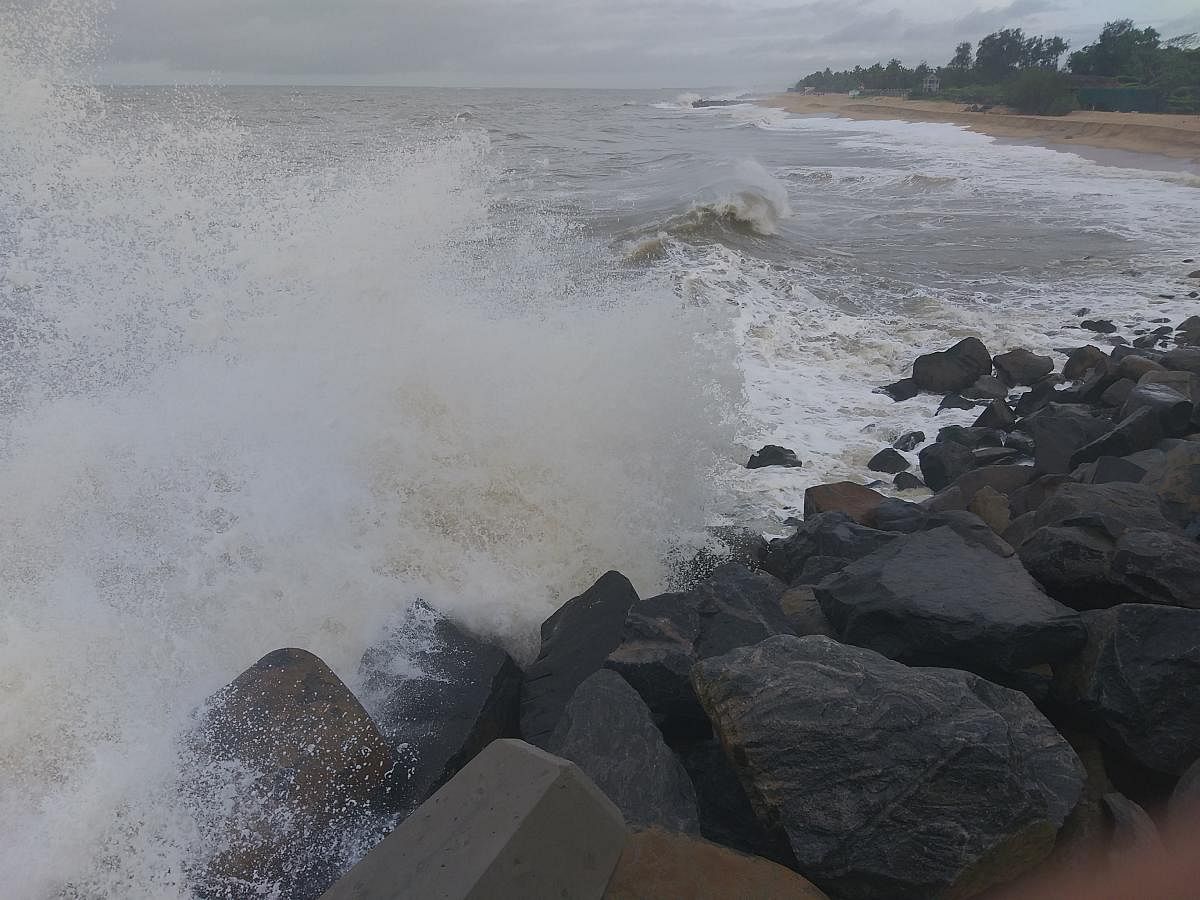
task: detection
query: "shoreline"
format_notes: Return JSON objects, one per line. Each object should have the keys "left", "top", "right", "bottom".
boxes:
{"left": 765, "top": 93, "right": 1200, "bottom": 165}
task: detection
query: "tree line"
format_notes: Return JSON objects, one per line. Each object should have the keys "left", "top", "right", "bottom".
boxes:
{"left": 792, "top": 20, "right": 1200, "bottom": 113}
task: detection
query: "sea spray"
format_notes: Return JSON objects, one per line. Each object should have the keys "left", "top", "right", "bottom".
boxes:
{"left": 0, "top": 9, "right": 738, "bottom": 896}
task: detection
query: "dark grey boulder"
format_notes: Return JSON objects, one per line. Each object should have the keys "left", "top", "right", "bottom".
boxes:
{"left": 1015, "top": 378, "right": 1063, "bottom": 416}
{"left": 937, "top": 393, "right": 978, "bottom": 414}
{"left": 1081, "top": 319, "right": 1117, "bottom": 334}
{"left": 1085, "top": 455, "right": 1150, "bottom": 485}
{"left": 1009, "top": 473, "right": 1072, "bottom": 517}
{"left": 1068, "top": 408, "right": 1164, "bottom": 469}
{"left": 1163, "top": 347, "right": 1200, "bottom": 375}
{"left": 1116, "top": 353, "right": 1167, "bottom": 382}
{"left": 912, "top": 337, "right": 992, "bottom": 393}
{"left": 779, "top": 586, "right": 837, "bottom": 637}
{"left": 994, "top": 349, "right": 1054, "bottom": 387}
{"left": 867, "top": 447, "right": 909, "bottom": 474}
{"left": 1063, "top": 345, "right": 1108, "bottom": 380}
{"left": 520, "top": 571, "right": 639, "bottom": 747}
{"left": 1100, "top": 377, "right": 1137, "bottom": 408}
{"left": 974, "top": 398, "right": 1017, "bottom": 431}
{"left": 962, "top": 374, "right": 1010, "bottom": 401}
{"left": 893, "top": 471, "right": 925, "bottom": 490}
{"left": 761, "top": 512, "right": 898, "bottom": 585}
{"left": 893, "top": 431, "right": 925, "bottom": 452}
{"left": 747, "top": 444, "right": 803, "bottom": 469}
{"left": 546, "top": 670, "right": 699, "bottom": 833}
{"left": 358, "top": 602, "right": 521, "bottom": 811}
{"left": 936, "top": 424, "right": 1006, "bottom": 449}
{"left": 1056, "top": 604, "right": 1200, "bottom": 774}
{"left": 1017, "top": 526, "right": 1123, "bottom": 609}
{"left": 881, "top": 378, "right": 919, "bottom": 401}
{"left": 919, "top": 441, "right": 976, "bottom": 491}
{"left": 1143, "top": 442, "right": 1200, "bottom": 527}
{"left": 815, "top": 525, "right": 1085, "bottom": 673}
{"left": 873, "top": 501, "right": 1015, "bottom": 558}
{"left": 692, "top": 635, "right": 1084, "bottom": 900}
{"left": 1028, "top": 411, "right": 1112, "bottom": 474}
{"left": 675, "top": 739, "right": 786, "bottom": 864}
{"left": 974, "top": 446, "right": 1024, "bottom": 466}
{"left": 1032, "top": 481, "right": 1174, "bottom": 537}
{"left": 1110, "top": 529, "right": 1200, "bottom": 608}
{"left": 605, "top": 563, "right": 793, "bottom": 741}
{"left": 952, "top": 464, "right": 1035, "bottom": 505}
{"left": 603, "top": 590, "right": 704, "bottom": 739}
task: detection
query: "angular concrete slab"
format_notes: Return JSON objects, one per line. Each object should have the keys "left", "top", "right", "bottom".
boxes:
{"left": 320, "top": 739, "right": 628, "bottom": 900}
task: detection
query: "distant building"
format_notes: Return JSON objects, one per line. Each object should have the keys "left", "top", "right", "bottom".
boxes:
{"left": 923, "top": 73, "right": 941, "bottom": 95}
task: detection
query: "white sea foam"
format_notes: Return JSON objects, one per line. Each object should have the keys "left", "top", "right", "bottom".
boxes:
{"left": 0, "top": 15, "right": 738, "bottom": 897}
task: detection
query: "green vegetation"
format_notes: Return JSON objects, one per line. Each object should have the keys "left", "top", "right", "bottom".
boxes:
{"left": 792, "top": 19, "right": 1200, "bottom": 114}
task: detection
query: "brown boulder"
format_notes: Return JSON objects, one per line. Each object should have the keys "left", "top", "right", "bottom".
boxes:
{"left": 803, "top": 481, "right": 886, "bottom": 527}
{"left": 604, "top": 829, "right": 829, "bottom": 899}
{"left": 187, "top": 648, "right": 397, "bottom": 898}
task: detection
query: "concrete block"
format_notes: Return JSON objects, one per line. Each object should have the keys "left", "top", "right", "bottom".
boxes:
{"left": 320, "top": 739, "right": 628, "bottom": 900}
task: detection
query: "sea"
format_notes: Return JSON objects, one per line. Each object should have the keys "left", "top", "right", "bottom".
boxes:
{"left": 3, "top": 28, "right": 1200, "bottom": 898}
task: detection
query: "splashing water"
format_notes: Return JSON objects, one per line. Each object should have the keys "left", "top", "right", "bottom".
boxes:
{"left": 0, "top": 9, "right": 738, "bottom": 896}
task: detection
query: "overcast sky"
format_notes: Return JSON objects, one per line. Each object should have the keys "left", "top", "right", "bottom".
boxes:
{"left": 91, "top": 0, "right": 1200, "bottom": 88}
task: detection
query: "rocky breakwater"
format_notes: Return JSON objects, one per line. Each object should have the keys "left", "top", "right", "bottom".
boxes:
{"left": 178, "top": 303, "right": 1200, "bottom": 898}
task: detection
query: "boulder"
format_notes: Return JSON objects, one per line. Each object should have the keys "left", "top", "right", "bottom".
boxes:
{"left": 359, "top": 605, "right": 521, "bottom": 811}
{"left": 1163, "top": 347, "right": 1200, "bottom": 375}
{"left": 894, "top": 472, "right": 925, "bottom": 490}
{"left": 962, "top": 374, "right": 1010, "bottom": 401}
{"left": 994, "top": 349, "right": 1054, "bottom": 387}
{"left": 867, "top": 448, "right": 909, "bottom": 474}
{"left": 1085, "top": 455, "right": 1151, "bottom": 485}
{"left": 605, "top": 564, "right": 792, "bottom": 740}
{"left": 1015, "top": 378, "right": 1062, "bottom": 416}
{"left": 912, "top": 337, "right": 993, "bottom": 393}
{"left": 969, "top": 485, "right": 1011, "bottom": 534}
{"left": 188, "top": 649, "right": 396, "bottom": 899}
{"left": 778, "top": 586, "right": 836, "bottom": 637}
{"left": 1009, "top": 473, "right": 1071, "bottom": 517}
{"left": 521, "top": 572, "right": 639, "bottom": 747}
{"left": 1068, "top": 408, "right": 1164, "bottom": 469}
{"left": 1122, "top": 383, "right": 1194, "bottom": 435}
{"left": 1032, "top": 481, "right": 1175, "bottom": 537}
{"left": 1117, "top": 354, "right": 1166, "bottom": 382}
{"left": 1055, "top": 604, "right": 1200, "bottom": 775}
{"left": 318, "top": 740, "right": 627, "bottom": 900}
{"left": 1100, "top": 378, "right": 1137, "bottom": 407}
{"left": 815, "top": 526, "right": 1085, "bottom": 673}
{"left": 675, "top": 739, "right": 784, "bottom": 863}
{"left": 747, "top": 444, "right": 803, "bottom": 469}
{"left": 761, "top": 512, "right": 899, "bottom": 585}
{"left": 1142, "top": 442, "right": 1200, "bottom": 526}
{"left": 1109, "top": 529, "right": 1200, "bottom": 608}
{"left": 1063, "top": 345, "right": 1108, "bottom": 380}
{"left": 974, "top": 398, "right": 1017, "bottom": 431}
{"left": 1139, "top": 368, "right": 1198, "bottom": 400}
{"left": 604, "top": 829, "right": 829, "bottom": 900}
{"left": 892, "top": 431, "right": 925, "bottom": 452}
{"left": 692, "top": 636, "right": 1084, "bottom": 900}
{"left": 880, "top": 378, "right": 919, "bottom": 402}
{"left": 1177, "top": 315, "right": 1200, "bottom": 346}
{"left": 936, "top": 424, "right": 1006, "bottom": 449}
{"left": 936, "top": 393, "right": 978, "bottom": 414}
{"left": 973, "top": 446, "right": 1023, "bottom": 466}
{"left": 1028, "top": 411, "right": 1111, "bottom": 474}
{"left": 802, "top": 481, "right": 886, "bottom": 527}
{"left": 1081, "top": 319, "right": 1117, "bottom": 334}
{"left": 918, "top": 442, "right": 976, "bottom": 491}
{"left": 951, "top": 464, "right": 1035, "bottom": 505}
{"left": 547, "top": 671, "right": 699, "bottom": 833}
{"left": 1017, "top": 526, "right": 1122, "bottom": 609}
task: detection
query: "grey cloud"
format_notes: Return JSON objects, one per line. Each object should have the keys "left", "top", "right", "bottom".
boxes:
{"left": 84, "top": 0, "right": 1198, "bottom": 86}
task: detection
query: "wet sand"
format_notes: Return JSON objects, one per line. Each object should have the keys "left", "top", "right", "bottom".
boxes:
{"left": 767, "top": 93, "right": 1200, "bottom": 163}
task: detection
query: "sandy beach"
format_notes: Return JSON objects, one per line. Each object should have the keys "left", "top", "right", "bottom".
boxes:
{"left": 767, "top": 93, "right": 1200, "bottom": 162}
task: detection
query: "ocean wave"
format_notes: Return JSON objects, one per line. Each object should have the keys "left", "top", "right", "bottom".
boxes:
{"left": 0, "top": 13, "right": 739, "bottom": 897}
